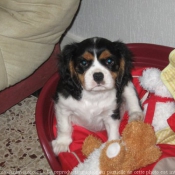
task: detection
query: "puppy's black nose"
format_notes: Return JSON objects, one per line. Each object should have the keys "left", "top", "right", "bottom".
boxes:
{"left": 93, "top": 72, "right": 104, "bottom": 83}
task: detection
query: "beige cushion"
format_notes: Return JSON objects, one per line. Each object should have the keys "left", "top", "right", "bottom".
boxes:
{"left": 0, "top": 0, "right": 80, "bottom": 91}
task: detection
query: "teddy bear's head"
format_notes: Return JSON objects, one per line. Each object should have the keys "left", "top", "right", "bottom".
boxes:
{"left": 139, "top": 68, "right": 172, "bottom": 98}
{"left": 82, "top": 121, "right": 161, "bottom": 175}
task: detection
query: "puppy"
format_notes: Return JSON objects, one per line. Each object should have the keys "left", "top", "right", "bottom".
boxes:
{"left": 52, "top": 37, "right": 143, "bottom": 155}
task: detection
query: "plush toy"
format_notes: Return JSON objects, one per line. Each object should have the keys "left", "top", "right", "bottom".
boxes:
{"left": 139, "top": 68, "right": 175, "bottom": 132}
{"left": 71, "top": 121, "right": 161, "bottom": 175}
{"left": 161, "top": 49, "right": 175, "bottom": 100}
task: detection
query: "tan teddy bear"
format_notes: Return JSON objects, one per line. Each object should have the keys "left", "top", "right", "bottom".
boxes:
{"left": 71, "top": 121, "right": 161, "bottom": 175}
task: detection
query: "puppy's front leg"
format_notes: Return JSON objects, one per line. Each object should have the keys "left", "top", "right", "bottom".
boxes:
{"left": 52, "top": 106, "right": 72, "bottom": 155}
{"left": 123, "top": 81, "right": 144, "bottom": 122}
{"left": 104, "top": 117, "right": 121, "bottom": 141}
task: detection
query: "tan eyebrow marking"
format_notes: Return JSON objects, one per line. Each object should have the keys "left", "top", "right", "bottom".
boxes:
{"left": 82, "top": 51, "right": 94, "bottom": 60}
{"left": 99, "top": 50, "right": 112, "bottom": 59}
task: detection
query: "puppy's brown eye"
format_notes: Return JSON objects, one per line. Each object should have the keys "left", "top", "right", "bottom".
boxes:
{"left": 80, "top": 60, "right": 88, "bottom": 67}
{"left": 106, "top": 58, "right": 114, "bottom": 66}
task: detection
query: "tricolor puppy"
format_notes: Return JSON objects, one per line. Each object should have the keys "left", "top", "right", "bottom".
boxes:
{"left": 52, "top": 37, "right": 143, "bottom": 155}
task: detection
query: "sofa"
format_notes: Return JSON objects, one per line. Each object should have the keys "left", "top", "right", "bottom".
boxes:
{"left": 0, "top": 0, "right": 80, "bottom": 114}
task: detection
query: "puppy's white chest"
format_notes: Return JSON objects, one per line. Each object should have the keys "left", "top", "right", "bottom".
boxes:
{"left": 74, "top": 98, "right": 107, "bottom": 117}
{"left": 59, "top": 89, "right": 117, "bottom": 131}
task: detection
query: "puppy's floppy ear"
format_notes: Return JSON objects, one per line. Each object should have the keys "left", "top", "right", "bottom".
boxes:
{"left": 113, "top": 41, "right": 133, "bottom": 89}
{"left": 59, "top": 43, "right": 77, "bottom": 77}
{"left": 111, "top": 41, "right": 133, "bottom": 120}
{"left": 58, "top": 43, "right": 82, "bottom": 100}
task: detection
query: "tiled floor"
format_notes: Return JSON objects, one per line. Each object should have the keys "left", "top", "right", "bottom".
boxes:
{"left": 0, "top": 96, "right": 54, "bottom": 175}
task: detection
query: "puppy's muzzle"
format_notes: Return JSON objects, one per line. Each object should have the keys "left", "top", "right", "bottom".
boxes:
{"left": 93, "top": 72, "right": 104, "bottom": 84}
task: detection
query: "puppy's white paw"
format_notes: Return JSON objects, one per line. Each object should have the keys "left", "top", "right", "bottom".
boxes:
{"left": 128, "top": 111, "right": 144, "bottom": 122}
{"left": 52, "top": 137, "right": 72, "bottom": 155}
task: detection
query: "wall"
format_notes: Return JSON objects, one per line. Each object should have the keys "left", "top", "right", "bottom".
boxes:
{"left": 61, "top": 0, "right": 175, "bottom": 48}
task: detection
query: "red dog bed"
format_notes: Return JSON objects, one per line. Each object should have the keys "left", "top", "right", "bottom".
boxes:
{"left": 35, "top": 43, "right": 174, "bottom": 174}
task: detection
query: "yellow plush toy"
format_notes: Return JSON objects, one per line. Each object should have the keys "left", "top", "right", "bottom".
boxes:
{"left": 71, "top": 121, "right": 162, "bottom": 175}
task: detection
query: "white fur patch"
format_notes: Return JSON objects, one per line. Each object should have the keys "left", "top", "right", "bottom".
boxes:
{"left": 57, "top": 88, "right": 117, "bottom": 132}
{"left": 84, "top": 53, "right": 115, "bottom": 91}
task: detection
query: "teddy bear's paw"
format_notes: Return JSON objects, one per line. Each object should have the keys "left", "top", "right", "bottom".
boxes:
{"left": 51, "top": 137, "right": 72, "bottom": 155}
{"left": 128, "top": 111, "right": 144, "bottom": 122}
{"left": 106, "top": 142, "right": 121, "bottom": 158}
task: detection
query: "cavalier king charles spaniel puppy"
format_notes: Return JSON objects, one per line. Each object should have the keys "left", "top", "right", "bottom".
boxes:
{"left": 52, "top": 37, "right": 143, "bottom": 155}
